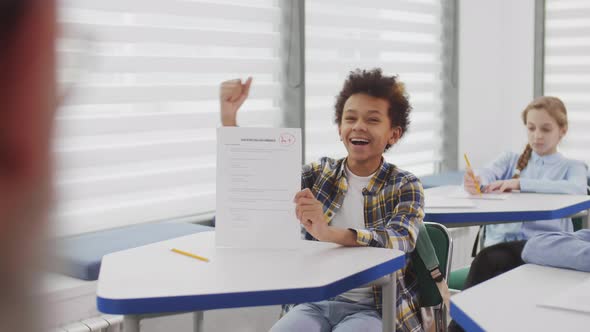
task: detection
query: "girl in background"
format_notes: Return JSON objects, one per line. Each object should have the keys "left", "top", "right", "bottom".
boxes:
{"left": 449, "top": 96, "right": 588, "bottom": 332}
{"left": 464, "top": 96, "right": 587, "bottom": 248}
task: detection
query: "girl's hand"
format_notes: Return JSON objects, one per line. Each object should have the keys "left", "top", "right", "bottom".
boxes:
{"left": 463, "top": 167, "right": 482, "bottom": 195}
{"left": 484, "top": 179, "right": 520, "bottom": 193}
{"left": 219, "top": 77, "right": 252, "bottom": 126}
{"left": 294, "top": 189, "right": 330, "bottom": 241}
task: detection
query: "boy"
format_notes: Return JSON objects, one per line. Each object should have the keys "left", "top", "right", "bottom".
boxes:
{"left": 220, "top": 69, "right": 424, "bottom": 331}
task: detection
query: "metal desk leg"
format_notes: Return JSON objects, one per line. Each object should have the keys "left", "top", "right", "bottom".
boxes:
{"left": 382, "top": 273, "right": 397, "bottom": 332}
{"left": 123, "top": 315, "right": 140, "bottom": 332}
{"left": 193, "top": 311, "right": 204, "bottom": 332}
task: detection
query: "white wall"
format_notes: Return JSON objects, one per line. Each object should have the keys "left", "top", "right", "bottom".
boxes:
{"left": 458, "top": 0, "right": 536, "bottom": 168}
{"left": 451, "top": 0, "right": 537, "bottom": 271}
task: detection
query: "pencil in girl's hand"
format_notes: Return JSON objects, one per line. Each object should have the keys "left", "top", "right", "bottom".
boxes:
{"left": 463, "top": 153, "right": 482, "bottom": 195}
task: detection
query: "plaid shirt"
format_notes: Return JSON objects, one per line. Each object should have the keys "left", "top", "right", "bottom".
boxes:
{"left": 301, "top": 157, "right": 425, "bottom": 331}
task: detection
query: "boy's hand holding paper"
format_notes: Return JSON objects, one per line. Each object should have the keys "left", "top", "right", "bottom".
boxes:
{"left": 294, "top": 188, "right": 329, "bottom": 240}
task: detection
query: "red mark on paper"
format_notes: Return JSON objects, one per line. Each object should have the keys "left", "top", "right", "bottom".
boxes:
{"left": 279, "top": 133, "right": 296, "bottom": 146}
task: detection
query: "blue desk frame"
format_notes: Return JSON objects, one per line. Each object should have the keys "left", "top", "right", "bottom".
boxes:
{"left": 425, "top": 200, "right": 590, "bottom": 225}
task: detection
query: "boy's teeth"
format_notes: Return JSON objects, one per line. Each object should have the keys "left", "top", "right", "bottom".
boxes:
{"left": 351, "top": 138, "right": 369, "bottom": 145}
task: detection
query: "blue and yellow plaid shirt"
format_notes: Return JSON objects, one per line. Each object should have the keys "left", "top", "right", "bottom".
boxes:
{"left": 301, "top": 157, "right": 425, "bottom": 331}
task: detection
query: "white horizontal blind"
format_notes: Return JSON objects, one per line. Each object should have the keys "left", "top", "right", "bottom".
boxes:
{"left": 53, "top": 0, "right": 282, "bottom": 236}
{"left": 544, "top": 0, "right": 590, "bottom": 166}
{"left": 305, "top": 0, "right": 443, "bottom": 176}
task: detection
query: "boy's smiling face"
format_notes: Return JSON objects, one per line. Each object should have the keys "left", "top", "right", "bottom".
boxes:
{"left": 338, "top": 93, "right": 401, "bottom": 176}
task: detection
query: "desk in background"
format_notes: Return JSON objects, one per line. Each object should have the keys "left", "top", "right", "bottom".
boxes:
{"left": 423, "top": 185, "right": 590, "bottom": 227}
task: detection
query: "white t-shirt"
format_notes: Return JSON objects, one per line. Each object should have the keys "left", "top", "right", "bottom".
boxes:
{"left": 330, "top": 164, "right": 375, "bottom": 302}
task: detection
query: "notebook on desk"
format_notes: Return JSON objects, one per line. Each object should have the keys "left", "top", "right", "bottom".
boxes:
{"left": 424, "top": 197, "right": 475, "bottom": 208}
{"left": 449, "top": 191, "right": 509, "bottom": 200}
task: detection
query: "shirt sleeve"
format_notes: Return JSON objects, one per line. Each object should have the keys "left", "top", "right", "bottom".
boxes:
{"left": 519, "top": 161, "right": 588, "bottom": 194}
{"left": 474, "top": 152, "right": 516, "bottom": 186}
{"left": 301, "top": 161, "right": 322, "bottom": 190}
{"left": 521, "top": 230, "right": 590, "bottom": 272}
{"left": 353, "top": 175, "right": 423, "bottom": 253}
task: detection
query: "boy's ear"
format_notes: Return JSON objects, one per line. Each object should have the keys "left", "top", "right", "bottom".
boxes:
{"left": 388, "top": 126, "right": 402, "bottom": 146}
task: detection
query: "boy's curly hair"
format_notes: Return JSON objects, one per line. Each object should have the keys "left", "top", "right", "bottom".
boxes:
{"left": 334, "top": 68, "right": 411, "bottom": 151}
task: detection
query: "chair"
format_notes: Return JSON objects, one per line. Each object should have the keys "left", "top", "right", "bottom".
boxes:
{"left": 411, "top": 222, "right": 453, "bottom": 332}
{"left": 572, "top": 185, "right": 590, "bottom": 231}
{"left": 573, "top": 217, "right": 584, "bottom": 232}
{"left": 448, "top": 266, "right": 469, "bottom": 291}
{"left": 367, "top": 222, "right": 453, "bottom": 331}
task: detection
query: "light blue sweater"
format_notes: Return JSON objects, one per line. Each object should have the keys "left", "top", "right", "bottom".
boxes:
{"left": 522, "top": 230, "right": 590, "bottom": 272}
{"left": 474, "top": 151, "right": 587, "bottom": 247}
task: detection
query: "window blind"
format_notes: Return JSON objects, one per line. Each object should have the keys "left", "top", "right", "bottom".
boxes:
{"left": 544, "top": 0, "right": 590, "bottom": 166}
{"left": 305, "top": 0, "right": 444, "bottom": 176}
{"left": 53, "top": 0, "right": 282, "bottom": 236}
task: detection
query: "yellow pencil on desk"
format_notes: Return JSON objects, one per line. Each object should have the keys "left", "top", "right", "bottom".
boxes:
{"left": 463, "top": 153, "right": 482, "bottom": 195}
{"left": 171, "top": 248, "right": 209, "bottom": 262}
